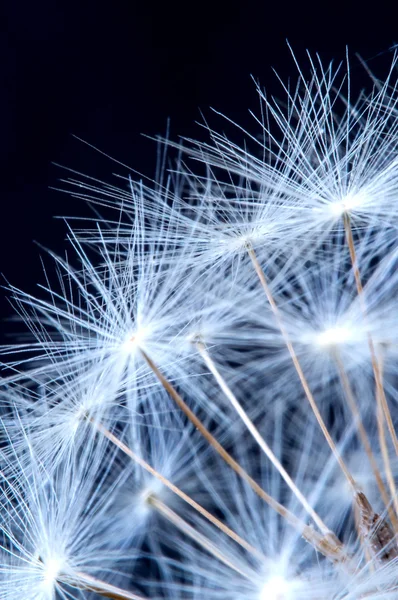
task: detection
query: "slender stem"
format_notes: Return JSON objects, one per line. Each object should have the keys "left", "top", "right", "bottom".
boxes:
{"left": 353, "top": 502, "right": 375, "bottom": 570}
{"left": 139, "top": 348, "right": 348, "bottom": 564}
{"left": 333, "top": 349, "right": 398, "bottom": 530}
{"left": 343, "top": 212, "right": 398, "bottom": 457}
{"left": 246, "top": 244, "right": 357, "bottom": 492}
{"left": 90, "top": 418, "right": 260, "bottom": 558}
{"left": 375, "top": 350, "right": 398, "bottom": 522}
{"left": 148, "top": 495, "right": 254, "bottom": 578}
{"left": 196, "top": 340, "right": 331, "bottom": 536}
{"left": 74, "top": 571, "right": 146, "bottom": 600}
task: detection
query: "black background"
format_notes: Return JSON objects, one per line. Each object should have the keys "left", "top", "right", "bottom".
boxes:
{"left": 1, "top": 0, "right": 397, "bottom": 335}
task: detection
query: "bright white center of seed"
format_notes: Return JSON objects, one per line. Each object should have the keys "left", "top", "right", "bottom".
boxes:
{"left": 121, "top": 328, "right": 147, "bottom": 354}
{"left": 329, "top": 192, "right": 364, "bottom": 216}
{"left": 42, "top": 556, "right": 63, "bottom": 589}
{"left": 316, "top": 326, "right": 352, "bottom": 347}
{"left": 260, "top": 575, "right": 293, "bottom": 600}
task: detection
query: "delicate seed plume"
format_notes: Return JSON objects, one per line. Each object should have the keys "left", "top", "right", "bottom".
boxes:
{"left": 3, "top": 47, "right": 398, "bottom": 600}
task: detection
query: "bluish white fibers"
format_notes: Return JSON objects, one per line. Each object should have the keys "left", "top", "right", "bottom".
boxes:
{"left": 3, "top": 49, "right": 398, "bottom": 600}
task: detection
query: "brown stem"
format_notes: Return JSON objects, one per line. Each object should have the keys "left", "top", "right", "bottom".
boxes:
{"left": 246, "top": 244, "right": 357, "bottom": 492}
{"left": 90, "top": 418, "right": 260, "bottom": 558}
{"left": 74, "top": 572, "right": 146, "bottom": 600}
{"left": 148, "top": 495, "right": 254, "bottom": 578}
{"left": 333, "top": 349, "right": 398, "bottom": 530}
{"left": 196, "top": 340, "right": 331, "bottom": 536}
{"left": 139, "top": 348, "right": 348, "bottom": 564}
{"left": 375, "top": 350, "right": 398, "bottom": 523}
{"left": 343, "top": 212, "right": 398, "bottom": 458}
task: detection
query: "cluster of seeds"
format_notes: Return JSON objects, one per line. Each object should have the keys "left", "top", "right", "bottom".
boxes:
{"left": 3, "top": 51, "right": 398, "bottom": 599}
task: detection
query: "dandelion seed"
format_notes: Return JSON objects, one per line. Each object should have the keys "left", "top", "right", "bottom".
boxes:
{"left": 3, "top": 46, "right": 398, "bottom": 600}
{"left": 259, "top": 574, "right": 296, "bottom": 600}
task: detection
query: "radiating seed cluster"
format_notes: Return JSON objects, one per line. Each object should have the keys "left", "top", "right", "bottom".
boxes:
{"left": 2, "top": 50, "right": 398, "bottom": 599}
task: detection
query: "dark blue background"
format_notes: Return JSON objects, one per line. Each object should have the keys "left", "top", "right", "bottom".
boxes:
{"left": 1, "top": 0, "right": 397, "bottom": 334}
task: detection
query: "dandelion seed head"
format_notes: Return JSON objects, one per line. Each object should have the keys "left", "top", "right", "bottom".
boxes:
{"left": 121, "top": 329, "right": 147, "bottom": 355}
{"left": 186, "top": 330, "right": 205, "bottom": 345}
{"left": 41, "top": 554, "right": 64, "bottom": 589}
{"left": 328, "top": 192, "right": 367, "bottom": 218}
{"left": 139, "top": 482, "right": 163, "bottom": 508}
{"left": 315, "top": 325, "right": 354, "bottom": 347}
{"left": 5, "top": 47, "right": 398, "bottom": 600}
{"left": 66, "top": 400, "right": 92, "bottom": 436}
{"left": 117, "top": 478, "right": 165, "bottom": 525}
{"left": 259, "top": 574, "right": 296, "bottom": 600}
{"left": 220, "top": 222, "right": 276, "bottom": 253}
